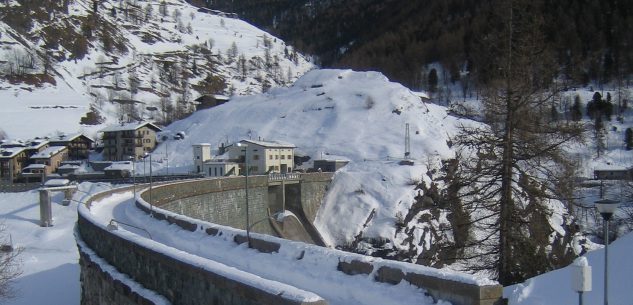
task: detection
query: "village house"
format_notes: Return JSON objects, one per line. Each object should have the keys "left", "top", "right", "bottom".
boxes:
{"left": 194, "top": 94, "right": 230, "bottom": 111}
{"left": 22, "top": 146, "right": 68, "bottom": 179}
{"left": 48, "top": 133, "right": 94, "bottom": 160}
{"left": 0, "top": 147, "right": 28, "bottom": 182}
{"left": 593, "top": 165, "right": 633, "bottom": 180}
{"left": 0, "top": 139, "right": 51, "bottom": 182}
{"left": 227, "top": 139, "right": 296, "bottom": 175}
{"left": 101, "top": 122, "right": 162, "bottom": 161}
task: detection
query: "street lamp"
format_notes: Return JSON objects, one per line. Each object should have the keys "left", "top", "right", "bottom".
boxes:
{"left": 128, "top": 156, "right": 136, "bottom": 199}
{"left": 595, "top": 198, "right": 620, "bottom": 305}
{"left": 144, "top": 152, "right": 153, "bottom": 217}
{"left": 236, "top": 142, "right": 251, "bottom": 248}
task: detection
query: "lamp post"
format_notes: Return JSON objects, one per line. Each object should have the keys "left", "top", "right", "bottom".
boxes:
{"left": 595, "top": 198, "right": 620, "bottom": 305}
{"left": 128, "top": 156, "right": 136, "bottom": 199}
{"left": 145, "top": 152, "right": 153, "bottom": 217}
{"left": 236, "top": 142, "right": 251, "bottom": 248}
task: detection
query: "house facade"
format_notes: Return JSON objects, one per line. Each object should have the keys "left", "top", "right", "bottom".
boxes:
{"left": 594, "top": 167, "right": 632, "bottom": 180}
{"left": 48, "top": 134, "right": 94, "bottom": 160}
{"left": 27, "top": 146, "right": 69, "bottom": 175}
{"left": 0, "top": 147, "right": 28, "bottom": 182}
{"left": 101, "top": 122, "right": 162, "bottom": 161}
{"left": 228, "top": 139, "right": 296, "bottom": 175}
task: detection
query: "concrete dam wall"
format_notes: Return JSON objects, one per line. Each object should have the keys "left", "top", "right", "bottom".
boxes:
{"left": 145, "top": 173, "right": 333, "bottom": 244}
{"left": 76, "top": 174, "right": 505, "bottom": 305}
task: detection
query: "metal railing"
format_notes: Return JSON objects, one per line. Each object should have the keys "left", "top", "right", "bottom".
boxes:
{"left": 268, "top": 172, "right": 301, "bottom": 181}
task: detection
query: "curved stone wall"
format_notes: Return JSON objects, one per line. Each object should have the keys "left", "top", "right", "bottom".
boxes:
{"left": 78, "top": 176, "right": 505, "bottom": 305}
{"left": 77, "top": 186, "right": 327, "bottom": 305}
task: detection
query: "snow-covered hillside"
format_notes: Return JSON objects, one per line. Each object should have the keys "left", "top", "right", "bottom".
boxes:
{"left": 158, "top": 68, "right": 474, "bottom": 262}
{"left": 0, "top": 0, "right": 313, "bottom": 139}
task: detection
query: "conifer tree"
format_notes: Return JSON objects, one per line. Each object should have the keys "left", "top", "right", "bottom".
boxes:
{"left": 454, "top": 0, "right": 583, "bottom": 285}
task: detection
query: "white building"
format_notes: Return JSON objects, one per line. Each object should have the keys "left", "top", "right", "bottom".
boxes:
{"left": 192, "top": 143, "right": 212, "bottom": 174}
{"left": 192, "top": 139, "right": 296, "bottom": 176}
{"left": 192, "top": 143, "right": 239, "bottom": 177}
{"left": 203, "top": 161, "right": 239, "bottom": 177}
{"left": 228, "top": 139, "right": 296, "bottom": 175}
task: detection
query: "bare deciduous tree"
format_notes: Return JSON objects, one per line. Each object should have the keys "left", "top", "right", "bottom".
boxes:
{"left": 0, "top": 224, "right": 21, "bottom": 301}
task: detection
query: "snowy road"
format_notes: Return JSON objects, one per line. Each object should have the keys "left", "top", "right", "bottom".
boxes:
{"left": 87, "top": 191, "right": 443, "bottom": 305}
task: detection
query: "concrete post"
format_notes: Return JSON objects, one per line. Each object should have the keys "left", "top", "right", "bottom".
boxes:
{"left": 63, "top": 188, "right": 76, "bottom": 206}
{"left": 39, "top": 189, "right": 53, "bottom": 227}
{"left": 281, "top": 180, "right": 286, "bottom": 212}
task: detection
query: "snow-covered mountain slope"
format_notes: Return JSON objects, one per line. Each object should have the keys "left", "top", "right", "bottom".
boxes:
{"left": 158, "top": 68, "right": 471, "bottom": 259}
{"left": 0, "top": 0, "right": 313, "bottom": 139}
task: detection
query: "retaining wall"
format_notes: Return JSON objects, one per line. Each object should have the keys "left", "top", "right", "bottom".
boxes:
{"left": 77, "top": 187, "right": 326, "bottom": 305}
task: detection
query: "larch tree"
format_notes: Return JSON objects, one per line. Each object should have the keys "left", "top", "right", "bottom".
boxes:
{"left": 453, "top": 0, "right": 584, "bottom": 285}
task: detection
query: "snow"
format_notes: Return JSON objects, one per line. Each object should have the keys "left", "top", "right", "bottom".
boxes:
{"left": 81, "top": 187, "right": 467, "bottom": 304}
{"left": 99, "top": 121, "right": 161, "bottom": 132}
{"left": 152, "top": 69, "right": 462, "bottom": 253}
{"left": 0, "top": 0, "right": 314, "bottom": 140}
{"left": 506, "top": 233, "right": 633, "bottom": 304}
{"left": 2, "top": 182, "right": 629, "bottom": 305}
{"left": 43, "top": 179, "right": 70, "bottom": 187}
{"left": 30, "top": 146, "right": 67, "bottom": 159}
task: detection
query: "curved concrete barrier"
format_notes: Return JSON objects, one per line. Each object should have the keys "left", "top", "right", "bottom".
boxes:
{"left": 78, "top": 179, "right": 505, "bottom": 305}
{"left": 77, "top": 186, "right": 327, "bottom": 305}
{"left": 134, "top": 177, "right": 505, "bottom": 305}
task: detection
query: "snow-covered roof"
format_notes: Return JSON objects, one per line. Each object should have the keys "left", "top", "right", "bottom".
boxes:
{"left": 0, "top": 140, "right": 26, "bottom": 148}
{"left": 594, "top": 164, "right": 630, "bottom": 171}
{"left": 31, "top": 146, "right": 67, "bottom": 159}
{"left": 240, "top": 139, "right": 296, "bottom": 149}
{"left": 100, "top": 121, "right": 162, "bottom": 133}
{"left": 195, "top": 94, "right": 230, "bottom": 101}
{"left": 23, "top": 164, "right": 46, "bottom": 170}
{"left": 104, "top": 161, "right": 133, "bottom": 171}
{"left": 0, "top": 147, "right": 26, "bottom": 158}
{"left": 58, "top": 164, "right": 80, "bottom": 169}
{"left": 27, "top": 140, "right": 49, "bottom": 150}
{"left": 48, "top": 133, "right": 94, "bottom": 143}
{"left": 44, "top": 179, "right": 70, "bottom": 187}
{"left": 193, "top": 143, "right": 212, "bottom": 146}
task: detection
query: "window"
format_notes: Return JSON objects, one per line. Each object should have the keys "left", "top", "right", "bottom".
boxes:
{"left": 220, "top": 167, "right": 224, "bottom": 176}
{"left": 214, "top": 168, "right": 217, "bottom": 176}
{"left": 281, "top": 155, "right": 285, "bottom": 159}
{"left": 253, "top": 155, "right": 259, "bottom": 160}
{"left": 196, "top": 156, "right": 200, "bottom": 160}
{"left": 287, "top": 155, "right": 292, "bottom": 159}
{"left": 269, "top": 166, "right": 274, "bottom": 172}
{"left": 275, "top": 155, "right": 278, "bottom": 160}
{"left": 269, "top": 155, "right": 273, "bottom": 160}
